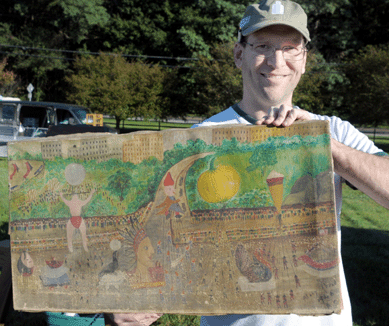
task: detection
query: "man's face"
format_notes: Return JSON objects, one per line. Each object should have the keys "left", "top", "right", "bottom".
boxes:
{"left": 235, "top": 25, "right": 307, "bottom": 109}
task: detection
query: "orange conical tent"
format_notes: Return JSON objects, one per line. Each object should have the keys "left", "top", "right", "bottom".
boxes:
{"left": 266, "top": 170, "right": 284, "bottom": 212}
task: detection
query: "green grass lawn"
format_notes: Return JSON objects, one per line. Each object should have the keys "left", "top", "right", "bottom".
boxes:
{"left": 341, "top": 185, "right": 389, "bottom": 326}
{"left": 104, "top": 118, "right": 193, "bottom": 132}
{"left": 0, "top": 133, "right": 388, "bottom": 326}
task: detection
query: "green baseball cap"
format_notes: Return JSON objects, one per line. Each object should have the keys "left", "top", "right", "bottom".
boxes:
{"left": 239, "top": 0, "right": 310, "bottom": 42}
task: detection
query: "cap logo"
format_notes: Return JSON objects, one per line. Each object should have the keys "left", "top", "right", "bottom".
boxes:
{"left": 240, "top": 16, "right": 250, "bottom": 28}
{"left": 272, "top": 1, "right": 284, "bottom": 15}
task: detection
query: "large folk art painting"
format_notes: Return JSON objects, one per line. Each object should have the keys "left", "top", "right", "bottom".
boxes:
{"left": 8, "top": 121, "right": 341, "bottom": 315}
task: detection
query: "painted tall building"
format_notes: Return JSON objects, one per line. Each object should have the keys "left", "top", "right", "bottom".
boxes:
{"left": 212, "top": 126, "right": 251, "bottom": 146}
{"left": 41, "top": 141, "right": 62, "bottom": 159}
{"left": 123, "top": 133, "right": 163, "bottom": 164}
{"left": 212, "top": 122, "right": 328, "bottom": 146}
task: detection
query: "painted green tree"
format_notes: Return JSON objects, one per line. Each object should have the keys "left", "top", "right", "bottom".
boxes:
{"left": 107, "top": 170, "right": 132, "bottom": 201}
{"left": 246, "top": 143, "right": 278, "bottom": 175}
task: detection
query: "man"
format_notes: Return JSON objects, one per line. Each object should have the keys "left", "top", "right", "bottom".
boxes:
{"left": 191, "top": 1, "right": 389, "bottom": 325}
{"left": 109, "top": 1, "right": 389, "bottom": 325}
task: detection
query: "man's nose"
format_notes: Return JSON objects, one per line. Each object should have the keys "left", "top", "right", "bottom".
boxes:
{"left": 266, "top": 49, "right": 286, "bottom": 68}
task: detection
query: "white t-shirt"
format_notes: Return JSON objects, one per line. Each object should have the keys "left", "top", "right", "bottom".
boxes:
{"left": 192, "top": 107, "right": 386, "bottom": 326}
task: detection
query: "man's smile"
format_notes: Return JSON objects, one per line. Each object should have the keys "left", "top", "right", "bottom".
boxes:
{"left": 261, "top": 73, "right": 288, "bottom": 79}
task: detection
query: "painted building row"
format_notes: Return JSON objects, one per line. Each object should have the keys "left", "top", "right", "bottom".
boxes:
{"left": 41, "top": 133, "right": 163, "bottom": 164}
{"left": 212, "top": 122, "right": 328, "bottom": 146}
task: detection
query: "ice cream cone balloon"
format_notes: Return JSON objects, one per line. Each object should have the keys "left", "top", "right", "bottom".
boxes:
{"left": 266, "top": 171, "right": 284, "bottom": 212}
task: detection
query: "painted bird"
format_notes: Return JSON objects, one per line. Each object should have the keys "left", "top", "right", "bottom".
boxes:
{"left": 235, "top": 244, "right": 272, "bottom": 283}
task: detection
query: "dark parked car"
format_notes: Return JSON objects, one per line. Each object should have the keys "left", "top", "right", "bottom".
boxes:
{"left": 0, "top": 101, "right": 115, "bottom": 156}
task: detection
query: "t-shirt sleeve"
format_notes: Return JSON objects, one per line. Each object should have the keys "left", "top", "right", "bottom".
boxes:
{"left": 191, "top": 107, "right": 250, "bottom": 128}
{"left": 309, "top": 113, "right": 386, "bottom": 155}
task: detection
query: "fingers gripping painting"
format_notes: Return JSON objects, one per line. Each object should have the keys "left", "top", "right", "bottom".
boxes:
{"left": 8, "top": 121, "right": 341, "bottom": 315}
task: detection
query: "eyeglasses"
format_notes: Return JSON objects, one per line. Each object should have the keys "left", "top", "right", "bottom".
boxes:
{"left": 243, "top": 42, "right": 307, "bottom": 61}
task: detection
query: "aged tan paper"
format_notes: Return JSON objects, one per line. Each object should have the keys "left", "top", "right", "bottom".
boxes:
{"left": 8, "top": 121, "right": 341, "bottom": 315}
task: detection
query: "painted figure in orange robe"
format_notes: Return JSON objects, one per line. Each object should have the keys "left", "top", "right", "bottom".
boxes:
{"left": 157, "top": 172, "right": 183, "bottom": 219}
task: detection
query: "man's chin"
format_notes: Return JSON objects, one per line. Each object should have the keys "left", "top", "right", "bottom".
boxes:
{"left": 262, "top": 93, "right": 292, "bottom": 108}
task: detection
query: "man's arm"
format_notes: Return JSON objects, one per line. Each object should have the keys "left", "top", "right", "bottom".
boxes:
{"left": 107, "top": 313, "right": 162, "bottom": 326}
{"left": 80, "top": 189, "right": 96, "bottom": 206}
{"left": 59, "top": 192, "right": 69, "bottom": 205}
{"left": 331, "top": 139, "right": 389, "bottom": 209}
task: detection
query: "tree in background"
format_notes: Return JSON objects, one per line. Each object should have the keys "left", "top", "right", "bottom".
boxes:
{"left": 298, "top": 0, "right": 357, "bottom": 61}
{"left": 0, "top": 58, "right": 19, "bottom": 96}
{"left": 1, "top": 0, "right": 389, "bottom": 121}
{"left": 0, "top": 0, "right": 109, "bottom": 101}
{"left": 93, "top": 0, "right": 248, "bottom": 119}
{"left": 98, "top": 0, "right": 248, "bottom": 58}
{"left": 66, "top": 53, "right": 167, "bottom": 130}
{"left": 294, "top": 51, "right": 326, "bottom": 113}
{"left": 175, "top": 0, "right": 247, "bottom": 58}
{"left": 190, "top": 41, "right": 242, "bottom": 117}
{"left": 340, "top": 44, "right": 389, "bottom": 131}
{"left": 294, "top": 50, "right": 345, "bottom": 115}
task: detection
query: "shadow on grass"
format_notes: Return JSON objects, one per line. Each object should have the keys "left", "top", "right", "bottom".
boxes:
{"left": 341, "top": 226, "right": 389, "bottom": 326}
{"left": 117, "top": 124, "right": 191, "bottom": 134}
{"left": 377, "top": 143, "right": 389, "bottom": 153}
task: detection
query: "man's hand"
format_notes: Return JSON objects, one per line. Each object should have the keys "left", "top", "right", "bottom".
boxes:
{"left": 107, "top": 313, "right": 162, "bottom": 326}
{"left": 255, "top": 105, "right": 311, "bottom": 127}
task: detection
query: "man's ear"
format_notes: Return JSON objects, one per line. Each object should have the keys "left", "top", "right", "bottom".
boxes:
{"left": 301, "top": 50, "right": 307, "bottom": 75}
{"left": 234, "top": 43, "right": 244, "bottom": 69}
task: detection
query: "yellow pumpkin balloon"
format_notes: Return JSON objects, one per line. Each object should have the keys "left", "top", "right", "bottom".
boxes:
{"left": 197, "top": 157, "right": 241, "bottom": 203}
